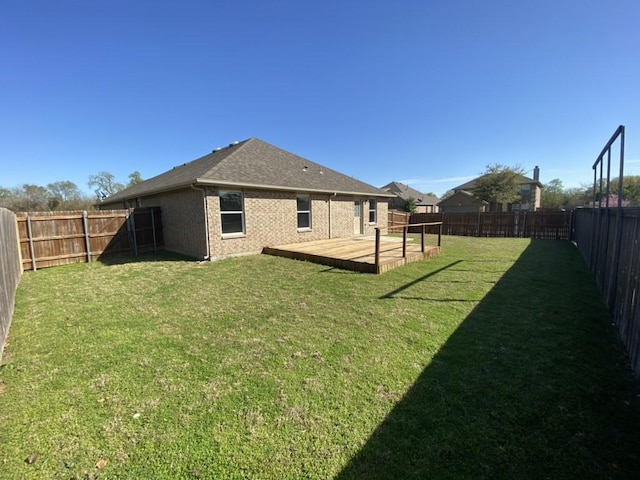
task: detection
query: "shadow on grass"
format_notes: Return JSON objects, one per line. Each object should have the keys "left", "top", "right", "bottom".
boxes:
{"left": 380, "top": 261, "right": 463, "bottom": 299}
{"left": 336, "top": 240, "right": 640, "bottom": 479}
{"left": 97, "top": 251, "right": 197, "bottom": 266}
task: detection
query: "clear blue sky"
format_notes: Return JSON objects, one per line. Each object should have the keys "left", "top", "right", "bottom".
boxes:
{"left": 2, "top": 0, "right": 639, "bottom": 197}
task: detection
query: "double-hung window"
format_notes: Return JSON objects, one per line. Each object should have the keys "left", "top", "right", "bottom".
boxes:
{"left": 369, "top": 199, "right": 377, "bottom": 224}
{"left": 297, "top": 194, "right": 311, "bottom": 229}
{"left": 219, "top": 190, "right": 244, "bottom": 235}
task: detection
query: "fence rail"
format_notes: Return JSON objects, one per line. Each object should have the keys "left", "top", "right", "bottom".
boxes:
{"left": 16, "top": 208, "right": 163, "bottom": 271}
{"left": 0, "top": 208, "right": 22, "bottom": 362}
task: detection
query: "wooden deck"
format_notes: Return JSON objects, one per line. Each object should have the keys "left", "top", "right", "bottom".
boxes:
{"left": 263, "top": 236, "right": 440, "bottom": 274}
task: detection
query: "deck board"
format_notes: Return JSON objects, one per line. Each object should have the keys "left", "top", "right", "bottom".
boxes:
{"left": 263, "top": 236, "right": 440, "bottom": 274}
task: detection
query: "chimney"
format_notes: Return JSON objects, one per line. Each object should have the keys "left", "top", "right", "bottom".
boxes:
{"left": 533, "top": 166, "right": 540, "bottom": 182}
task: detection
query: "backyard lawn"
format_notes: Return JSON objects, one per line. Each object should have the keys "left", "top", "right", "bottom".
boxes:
{"left": 1, "top": 236, "right": 639, "bottom": 479}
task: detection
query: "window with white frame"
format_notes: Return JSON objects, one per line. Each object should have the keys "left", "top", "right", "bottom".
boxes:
{"left": 297, "top": 194, "right": 311, "bottom": 229}
{"left": 369, "top": 199, "right": 377, "bottom": 224}
{"left": 219, "top": 190, "right": 244, "bottom": 235}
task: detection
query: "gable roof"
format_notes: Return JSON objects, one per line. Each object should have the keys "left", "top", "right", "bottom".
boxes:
{"left": 453, "top": 173, "right": 542, "bottom": 192}
{"left": 437, "top": 190, "right": 489, "bottom": 206}
{"left": 381, "top": 181, "right": 439, "bottom": 205}
{"left": 103, "top": 138, "right": 393, "bottom": 203}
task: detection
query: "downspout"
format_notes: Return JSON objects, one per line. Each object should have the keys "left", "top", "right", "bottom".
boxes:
{"left": 191, "top": 184, "right": 211, "bottom": 260}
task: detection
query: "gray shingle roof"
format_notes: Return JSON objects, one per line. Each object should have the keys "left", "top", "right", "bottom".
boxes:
{"left": 103, "top": 138, "right": 393, "bottom": 203}
{"left": 453, "top": 173, "right": 540, "bottom": 192}
{"left": 381, "top": 181, "right": 439, "bottom": 205}
{"left": 437, "top": 189, "right": 489, "bottom": 206}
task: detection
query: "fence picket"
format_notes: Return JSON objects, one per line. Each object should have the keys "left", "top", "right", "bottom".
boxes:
{"left": 15, "top": 208, "right": 163, "bottom": 271}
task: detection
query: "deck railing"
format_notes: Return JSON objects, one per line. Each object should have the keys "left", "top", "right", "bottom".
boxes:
{"left": 375, "top": 222, "right": 443, "bottom": 269}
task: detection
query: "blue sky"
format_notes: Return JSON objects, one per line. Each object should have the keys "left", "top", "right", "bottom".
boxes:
{"left": 2, "top": 0, "right": 639, "bottom": 197}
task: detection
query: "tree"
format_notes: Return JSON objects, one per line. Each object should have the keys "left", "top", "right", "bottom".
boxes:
{"left": 404, "top": 196, "right": 417, "bottom": 214}
{"left": 542, "top": 178, "right": 564, "bottom": 210}
{"left": 47, "top": 180, "right": 83, "bottom": 209}
{"left": 127, "top": 171, "right": 143, "bottom": 187}
{"left": 473, "top": 164, "right": 525, "bottom": 212}
{"left": 88, "top": 171, "right": 125, "bottom": 201}
{"left": 608, "top": 176, "right": 640, "bottom": 206}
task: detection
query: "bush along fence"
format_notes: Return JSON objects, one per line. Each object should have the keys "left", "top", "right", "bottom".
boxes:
{"left": 16, "top": 207, "right": 164, "bottom": 271}
{"left": 407, "top": 211, "right": 573, "bottom": 240}
{"left": 0, "top": 208, "right": 22, "bottom": 363}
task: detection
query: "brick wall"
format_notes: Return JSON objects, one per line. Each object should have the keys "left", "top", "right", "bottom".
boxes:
{"left": 208, "top": 189, "right": 331, "bottom": 257}
{"left": 206, "top": 189, "right": 389, "bottom": 259}
{"left": 139, "top": 188, "right": 208, "bottom": 258}
{"left": 110, "top": 187, "right": 389, "bottom": 260}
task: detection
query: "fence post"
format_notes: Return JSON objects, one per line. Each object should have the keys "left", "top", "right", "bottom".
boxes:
{"left": 82, "top": 211, "right": 92, "bottom": 263}
{"left": 127, "top": 209, "right": 138, "bottom": 256}
{"left": 151, "top": 208, "right": 157, "bottom": 252}
{"left": 402, "top": 226, "right": 407, "bottom": 258}
{"left": 374, "top": 228, "right": 380, "bottom": 271}
{"left": 26, "top": 214, "right": 37, "bottom": 271}
{"left": 438, "top": 223, "right": 442, "bottom": 247}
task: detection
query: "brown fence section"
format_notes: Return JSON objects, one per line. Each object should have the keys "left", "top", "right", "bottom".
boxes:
{"left": 16, "top": 208, "right": 163, "bottom": 271}
{"left": 388, "top": 211, "right": 410, "bottom": 231}
{"left": 408, "top": 211, "right": 573, "bottom": 240}
{"left": 0, "top": 208, "right": 22, "bottom": 362}
{"left": 574, "top": 207, "right": 640, "bottom": 374}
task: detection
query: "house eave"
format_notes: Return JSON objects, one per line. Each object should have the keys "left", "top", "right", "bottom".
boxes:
{"left": 194, "top": 179, "right": 395, "bottom": 197}
{"left": 101, "top": 179, "right": 394, "bottom": 205}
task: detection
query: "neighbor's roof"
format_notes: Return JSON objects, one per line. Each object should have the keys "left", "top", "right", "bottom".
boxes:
{"left": 437, "top": 190, "right": 489, "bottom": 206}
{"left": 453, "top": 173, "right": 542, "bottom": 192}
{"left": 381, "top": 181, "right": 439, "bottom": 205}
{"left": 103, "top": 138, "right": 393, "bottom": 203}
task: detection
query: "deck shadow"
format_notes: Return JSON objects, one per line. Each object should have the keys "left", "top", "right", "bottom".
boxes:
{"left": 335, "top": 240, "right": 640, "bottom": 479}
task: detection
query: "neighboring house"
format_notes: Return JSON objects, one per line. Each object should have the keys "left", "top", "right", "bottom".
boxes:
{"left": 441, "top": 166, "right": 543, "bottom": 213}
{"left": 381, "top": 181, "right": 439, "bottom": 213}
{"left": 438, "top": 190, "right": 489, "bottom": 213}
{"left": 100, "top": 138, "right": 393, "bottom": 260}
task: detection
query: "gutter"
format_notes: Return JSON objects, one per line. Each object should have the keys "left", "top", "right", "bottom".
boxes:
{"left": 103, "top": 179, "right": 394, "bottom": 205}
{"left": 194, "top": 179, "right": 396, "bottom": 198}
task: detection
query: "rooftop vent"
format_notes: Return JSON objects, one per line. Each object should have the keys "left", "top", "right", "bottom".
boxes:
{"left": 229, "top": 141, "right": 239, "bottom": 147}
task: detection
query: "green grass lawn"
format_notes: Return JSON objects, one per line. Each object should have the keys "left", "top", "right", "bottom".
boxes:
{"left": 1, "top": 236, "right": 639, "bottom": 479}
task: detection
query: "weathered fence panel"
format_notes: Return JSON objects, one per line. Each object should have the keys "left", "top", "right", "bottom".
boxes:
{"left": 16, "top": 208, "right": 163, "bottom": 271}
{"left": 388, "top": 211, "right": 410, "bottom": 231}
{"left": 409, "top": 211, "right": 573, "bottom": 240}
{"left": 574, "top": 207, "right": 640, "bottom": 375}
{"left": 0, "top": 208, "right": 22, "bottom": 362}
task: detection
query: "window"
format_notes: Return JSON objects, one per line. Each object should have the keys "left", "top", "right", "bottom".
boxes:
{"left": 520, "top": 186, "right": 531, "bottom": 196}
{"left": 297, "top": 194, "right": 311, "bottom": 229}
{"left": 354, "top": 201, "right": 360, "bottom": 216}
{"left": 369, "top": 199, "right": 377, "bottom": 224}
{"left": 219, "top": 190, "right": 244, "bottom": 235}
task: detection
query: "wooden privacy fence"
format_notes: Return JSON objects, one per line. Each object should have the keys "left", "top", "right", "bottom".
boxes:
{"left": 409, "top": 211, "right": 573, "bottom": 240}
{"left": 16, "top": 208, "right": 163, "bottom": 271}
{"left": 574, "top": 207, "right": 640, "bottom": 375}
{"left": 0, "top": 208, "right": 22, "bottom": 362}
{"left": 388, "top": 211, "right": 410, "bottom": 230}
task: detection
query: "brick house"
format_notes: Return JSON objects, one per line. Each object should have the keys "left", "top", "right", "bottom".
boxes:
{"left": 100, "top": 138, "right": 393, "bottom": 260}
{"left": 439, "top": 167, "right": 543, "bottom": 213}
{"left": 381, "top": 181, "right": 439, "bottom": 213}
{"left": 437, "top": 190, "right": 489, "bottom": 213}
